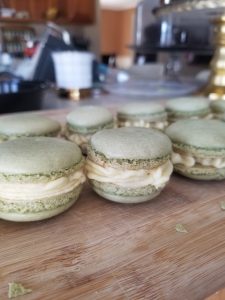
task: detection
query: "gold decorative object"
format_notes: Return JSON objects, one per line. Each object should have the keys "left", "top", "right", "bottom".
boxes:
{"left": 58, "top": 88, "right": 92, "bottom": 101}
{"left": 46, "top": 7, "right": 59, "bottom": 20}
{"left": 156, "top": 0, "right": 225, "bottom": 100}
{"left": 46, "top": 0, "right": 59, "bottom": 20}
{"left": 157, "top": 0, "right": 225, "bottom": 15}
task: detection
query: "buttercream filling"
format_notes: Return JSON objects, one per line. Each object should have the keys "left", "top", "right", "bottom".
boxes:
{"left": 68, "top": 132, "right": 92, "bottom": 146}
{"left": 86, "top": 159, "right": 173, "bottom": 189}
{"left": 172, "top": 151, "right": 225, "bottom": 169}
{"left": 0, "top": 170, "right": 86, "bottom": 201}
{"left": 119, "top": 119, "right": 168, "bottom": 130}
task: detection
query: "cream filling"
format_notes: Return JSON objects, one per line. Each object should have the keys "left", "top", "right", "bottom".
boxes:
{"left": 68, "top": 133, "right": 92, "bottom": 146}
{"left": 86, "top": 159, "right": 173, "bottom": 189}
{"left": 172, "top": 151, "right": 225, "bottom": 169}
{"left": 119, "top": 119, "right": 168, "bottom": 130}
{"left": 0, "top": 170, "right": 86, "bottom": 201}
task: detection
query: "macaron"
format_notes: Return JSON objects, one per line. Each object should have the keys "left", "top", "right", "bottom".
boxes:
{"left": 210, "top": 101, "right": 225, "bottom": 119}
{"left": 86, "top": 127, "right": 173, "bottom": 204}
{"left": 0, "top": 113, "right": 61, "bottom": 142}
{"left": 117, "top": 102, "right": 168, "bottom": 130}
{"left": 0, "top": 137, "right": 85, "bottom": 222}
{"left": 65, "top": 106, "right": 114, "bottom": 154}
{"left": 166, "top": 97, "right": 210, "bottom": 123}
{"left": 166, "top": 119, "right": 225, "bottom": 180}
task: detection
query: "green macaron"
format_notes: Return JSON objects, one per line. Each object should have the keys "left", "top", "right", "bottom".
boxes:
{"left": 117, "top": 102, "right": 168, "bottom": 130}
{"left": 65, "top": 106, "right": 114, "bottom": 153}
{"left": 210, "top": 101, "right": 225, "bottom": 119}
{"left": 166, "top": 97, "right": 210, "bottom": 123}
{"left": 166, "top": 119, "right": 225, "bottom": 180}
{"left": 86, "top": 127, "right": 173, "bottom": 204}
{"left": 0, "top": 137, "right": 85, "bottom": 222}
{"left": 0, "top": 113, "right": 61, "bottom": 142}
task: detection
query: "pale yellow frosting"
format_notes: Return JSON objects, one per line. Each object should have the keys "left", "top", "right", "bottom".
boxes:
{"left": 172, "top": 151, "right": 225, "bottom": 169}
{"left": 86, "top": 159, "right": 173, "bottom": 189}
{"left": 119, "top": 120, "right": 168, "bottom": 130}
{"left": 68, "top": 132, "right": 92, "bottom": 146}
{"left": 0, "top": 170, "right": 86, "bottom": 201}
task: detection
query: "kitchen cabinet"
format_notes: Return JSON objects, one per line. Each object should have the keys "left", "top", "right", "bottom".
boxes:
{"left": 1, "top": 0, "right": 95, "bottom": 24}
{"left": 66, "top": 0, "right": 95, "bottom": 23}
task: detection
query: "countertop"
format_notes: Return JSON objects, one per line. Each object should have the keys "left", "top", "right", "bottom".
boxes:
{"left": 1, "top": 108, "right": 225, "bottom": 300}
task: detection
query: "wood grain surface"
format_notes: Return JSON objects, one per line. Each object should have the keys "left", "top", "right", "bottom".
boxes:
{"left": 1, "top": 110, "right": 225, "bottom": 300}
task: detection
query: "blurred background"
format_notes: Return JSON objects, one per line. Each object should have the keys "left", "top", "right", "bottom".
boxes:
{"left": 0, "top": 0, "right": 218, "bottom": 112}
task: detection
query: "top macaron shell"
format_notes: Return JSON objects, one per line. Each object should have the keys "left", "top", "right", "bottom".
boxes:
{"left": 88, "top": 127, "right": 172, "bottom": 169}
{"left": 117, "top": 102, "right": 167, "bottom": 121}
{"left": 0, "top": 137, "right": 83, "bottom": 181}
{"left": 166, "top": 97, "right": 210, "bottom": 117}
{"left": 165, "top": 119, "right": 225, "bottom": 156}
{"left": 66, "top": 106, "right": 114, "bottom": 134}
{"left": 0, "top": 113, "right": 61, "bottom": 140}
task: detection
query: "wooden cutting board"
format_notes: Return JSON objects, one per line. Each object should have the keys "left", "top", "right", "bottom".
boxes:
{"left": 1, "top": 110, "right": 225, "bottom": 300}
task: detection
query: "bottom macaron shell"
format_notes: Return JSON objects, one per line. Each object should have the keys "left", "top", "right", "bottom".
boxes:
{"left": 89, "top": 179, "right": 165, "bottom": 204}
{"left": 174, "top": 164, "right": 225, "bottom": 180}
{"left": 0, "top": 185, "right": 83, "bottom": 222}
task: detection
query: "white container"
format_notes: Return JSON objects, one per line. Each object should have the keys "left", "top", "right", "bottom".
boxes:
{"left": 52, "top": 51, "right": 94, "bottom": 89}
{"left": 0, "top": 8, "right": 15, "bottom": 18}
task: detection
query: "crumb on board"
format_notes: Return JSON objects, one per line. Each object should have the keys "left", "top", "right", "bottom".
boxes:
{"left": 8, "top": 282, "right": 32, "bottom": 299}
{"left": 220, "top": 201, "right": 225, "bottom": 211}
{"left": 175, "top": 223, "right": 188, "bottom": 233}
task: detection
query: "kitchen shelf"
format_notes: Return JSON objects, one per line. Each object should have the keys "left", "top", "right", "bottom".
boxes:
{"left": 0, "top": 17, "right": 91, "bottom": 24}
{"left": 0, "top": 0, "right": 96, "bottom": 25}
{"left": 0, "top": 17, "right": 39, "bottom": 23}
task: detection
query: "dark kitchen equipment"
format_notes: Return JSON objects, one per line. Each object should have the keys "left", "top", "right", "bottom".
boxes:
{"left": 33, "top": 22, "right": 74, "bottom": 82}
{"left": 0, "top": 73, "right": 47, "bottom": 113}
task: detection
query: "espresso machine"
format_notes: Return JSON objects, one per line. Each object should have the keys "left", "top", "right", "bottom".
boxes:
{"left": 133, "top": 0, "right": 213, "bottom": 78}
{"left": 134, "top": 0, "right": 212, "bottom": 51}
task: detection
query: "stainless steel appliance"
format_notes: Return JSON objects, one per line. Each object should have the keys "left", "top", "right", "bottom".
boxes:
{"left": 134, "top": 0, "right": 212, "bottom": 52}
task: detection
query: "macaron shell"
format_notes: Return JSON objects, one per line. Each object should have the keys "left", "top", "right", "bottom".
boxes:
{"left": 0, "top": 137, "right": 82, "bottom": 177}
{"left": 118, "top": 102, "right": 165, "bottom": 115}
{"left": 0, "top": 185, "right": 82, "bottom": 222}
{"left": 66, "top": 106, "right": 114, "bottom": 132}
{"left": 0, "top": 195, "right": 78, "bottom": 222}
{"left": 90, "top": 181, "right": 163, "bottom": 204}
{"left": 210, "top": 100, "right": 225, "bottom": 113}
{"left": 117, "top": 102, "right": 167, "bottom": 121}
{"left": 93, "top": 187, "right": 161, "bottom": 204}
{"left": 174, "top": 164, "right": 225, "bottom": 180}
{"left": 166, "top": 119, "right": 225, "bottom": 156}
{"left": 166, "top": 97, "right": 209, "bottom": 113}
{"left": 90, "top": 127, "right": 172, "bottom": 161}
{"left": 220, "top": 113, "right": 225, "bottom": 122}
{"left": 0, "top": 113, "right": 60, "bottom": 138}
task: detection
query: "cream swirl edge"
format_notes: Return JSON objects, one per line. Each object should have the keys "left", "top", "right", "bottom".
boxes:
{"left": 68, "top": 132, "right": 92, "bottom": 146}
{"left": 0, "top": 170, "right": 86, "bottom": 201}
{"left": 172, "top": 151, "right": 225, "bottom": 169}
{"left": 86, "top": 159, "right": 173, "bottom": 189}
{"left": 119, "top": 120, "right": 168, "bottom": 130}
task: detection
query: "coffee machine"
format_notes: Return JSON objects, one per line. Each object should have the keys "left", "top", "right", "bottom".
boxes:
{"left": 134, "top": 0, "right": 212, "bottom": 51}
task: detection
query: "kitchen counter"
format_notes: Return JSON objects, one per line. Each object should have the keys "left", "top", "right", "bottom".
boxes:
{"left": 41, "top": 79, "right": 199, "bottom": 111}
{"left": 1, "top": 108, "right": 225, "bottom": 300}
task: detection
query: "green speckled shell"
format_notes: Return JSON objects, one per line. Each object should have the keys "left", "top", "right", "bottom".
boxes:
{"left": 166, "top": 119, "right": 225, "bottom": 156}
{"left": 117, "top": 102, "right": 167, "bottom": 121}
{"left": 0, "top": 113, "right": 60, "bottom": 139}
{"left": 0, "top": 137, "right": 83, "bottom": 182}
{"left": 66, "top": 106, "right": 114, "bottom": 133}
